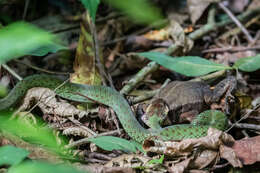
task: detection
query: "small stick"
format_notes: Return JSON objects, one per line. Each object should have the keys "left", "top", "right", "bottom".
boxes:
{"left": 233, "top": 123, "right": 260, "bottom": 131}
{"left": 218, "top": 2, "right": 254, "bottom": 43}
{"left": 90, "top": 15, "right": 115, "bottom": 89}
{"left": 226, "top": 104, "right": 260, "bottom": 132}
{"left": 202, "top": 45, "right": 260, "bottom": 53}
{"left": 22, "top": 0, "right": 30, "bottom": 20}
{"left": 1, "top": 64, "right": 22, "bottom": 81}
{"left": 15, "top": 60, "right": 70, "bottom": 75}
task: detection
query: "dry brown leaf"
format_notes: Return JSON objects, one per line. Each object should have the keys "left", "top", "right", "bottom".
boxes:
{"left": 143, "top": 128, "right": 234, "bottom": 156}
{"left": 166, "top": 151, "right": 215, "bottom": 173}
{"left": 227, "top": 0, "right": 249, "bottom": 13}
{"left": 19, "top": 87, "right": 90, "bottom": 118}
{"left": 232, "top": 136, "right": 260, "bottom": 165}
{"left": 193, "top": 150, "right": 218, "bottom": 169}
{"left": 143, "top": 28, "right": 170, "bottom": 41}
{"left": 70, "top": 13, "right": 102, "bottom": 85}
{"left": 220, "top": 145, "right": 243, "bottom": 168}
{"left": 187, "top": 0, "right": 220, "bottom": 24}
{"left": 125, "top": 36, "right": 154, "bottom": 50}
{"left": 143, "top": 128, "right": 237, "bottom": 171}
{"left": 169, "top": 20, "right": 194, "bottom": 54}
{"left": 167, "top": 157, "right": 192, "bottom": 173}
{"left": 247, "top": 0, "right": 260, "bottom": 10}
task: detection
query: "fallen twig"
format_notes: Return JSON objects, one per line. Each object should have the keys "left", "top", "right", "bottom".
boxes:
{"left": 218, "top": 2, "right": 254, "bottom": 43}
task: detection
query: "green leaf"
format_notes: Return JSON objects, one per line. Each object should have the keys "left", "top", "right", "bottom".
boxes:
{"left": 138, "top": 52, "right": 230, "bottom": 76}
{"left": 0, "top": 145, "right": 29, "bottom": 166}
{"left": 8, "top": 161, "right": 86, "bottom": 173}
{"left": 233, "top": 54, "right": 260, "bottom": 72}
{"left": 130, "top": 140, "right": 145, "bottom": 153}
{"left": 0, "top": 22, "right": 66, "bottom": 64}
{"left": 88, "top": 136, "right": 140, "bottom": 152}
{"left": 104, "top": 0, "right": 163, "bottom": 24}
{"left": 148, "top": 155, "right": 164, "bottom": 164}
{"left": 80, "top": 0, "right": 100, "bottom": 23}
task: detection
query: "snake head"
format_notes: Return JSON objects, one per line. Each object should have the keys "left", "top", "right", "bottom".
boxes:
{"left": 141, "top": 99, "right": 169, "bottom": 129}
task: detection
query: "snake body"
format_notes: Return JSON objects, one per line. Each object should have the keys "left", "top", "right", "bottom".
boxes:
{"left": 0, "top": 75, "right": 228, "bottom": 143}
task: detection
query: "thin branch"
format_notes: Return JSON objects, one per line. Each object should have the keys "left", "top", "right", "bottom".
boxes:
{"left": 1, "top": 64, "right": 22, "bottom": 81}
{"left": 226, "top": 104, "right": 260, "bottom": 132}
{"left": 202, "top": 45, "right": 260, "bottom": 53}
{"left": 218, "top": 2, "right": 254, "bottom": 43}
{"left": 233, "top": 123, "right": 260, "bottom": 131}
{"left": 22, "top": 0, "right": 30, "bottom": 20}
{"left": 15, "top": 60, "right": 70, "bottom": 75}
{"left": 90, "top": 15, "right": 115, "bottom": 89}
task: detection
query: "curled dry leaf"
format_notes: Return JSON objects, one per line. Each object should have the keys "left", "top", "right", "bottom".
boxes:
{"left": 169, "top": 20, "right": 194, "bottom": 54}
{"left": 167, "top": 157, "right": 192, "bottom": 173}
{"left": 166, "top": 150, "right": 217, "bottom": 173}
{"left": 143, "top": 128, "right": 238, "bottom": 171}
{"left": 219, "top": 145, "right": 243, "bottom": 168}
{"left": 232, "top": 136, "right": 260, "bottom": 165}
{"left": 143, "top": 128, "right": 234, "bottom": 156}
{"left": 192, "top": 150, "right": 218, "bottom": 169}
{"left": 143, "top": 28, "right": 170, "bottom": 41}
{"left": 19, "top": 87, "right": 90, "bottom": 118}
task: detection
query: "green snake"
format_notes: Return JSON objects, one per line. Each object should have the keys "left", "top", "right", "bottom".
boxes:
{"left": 0, "top": 75, "right": 228, "bottom": 143}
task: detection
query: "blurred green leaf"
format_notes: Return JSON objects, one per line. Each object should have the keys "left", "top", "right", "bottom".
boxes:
{"left": 0, "top": 84, "right": 8, "bottom": 98}
{"left": 104, "top": 0, "right": 163, "bottom": 24}
{"left": 0, "top": 112, "right": 68, "bottom": 155}
{"left": 0, "top": 146, "right": 29, "bottom": 166}
{"left": 88, "top": 136, "right": 141, "bottom": 152}
{"left": 8, "top": 161, "right": 86, "bottom": 173}
{"left": 233, "top": 54, "right": 260, "bottom": 72}
{"left": 80, "top": 0, "right": 100, "bottom": 22}
{"left": 0, "top": 22, "right": 66, "bottom": 64}
{"left": 138, "top": 52, "right": 230, "bottom": 76}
